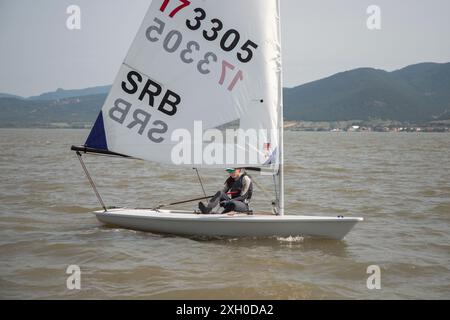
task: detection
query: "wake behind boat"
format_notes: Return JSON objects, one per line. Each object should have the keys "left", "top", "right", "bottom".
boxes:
{"left": 71, "top": 0, "right": 363, "bottom": 240}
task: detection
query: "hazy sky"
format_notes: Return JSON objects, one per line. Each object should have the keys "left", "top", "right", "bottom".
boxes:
{"left": 1, "top": 0, "right": 450, "bottom": 97}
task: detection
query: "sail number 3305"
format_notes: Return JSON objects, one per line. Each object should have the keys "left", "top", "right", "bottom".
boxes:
{"left": 153, "top": 0, "right": 258, "bottom": 92}
{"left": 159, "top": 0, "right": 258, "bottom": 63}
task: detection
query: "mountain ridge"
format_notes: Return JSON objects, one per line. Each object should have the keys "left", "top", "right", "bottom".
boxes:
{"left": 1, "top": 62, "right": 449, "bottom": 127}
{"left": 284, "top": 62, "right": 450, "bottom": 121}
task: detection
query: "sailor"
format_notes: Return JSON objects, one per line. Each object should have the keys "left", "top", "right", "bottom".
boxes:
{"left": 198, "top": 168, "right": 253, "bottom": 214}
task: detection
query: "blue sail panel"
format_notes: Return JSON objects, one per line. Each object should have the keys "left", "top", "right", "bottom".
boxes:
{"left": 85, "top": 112, "right": 108, "bottom": 150}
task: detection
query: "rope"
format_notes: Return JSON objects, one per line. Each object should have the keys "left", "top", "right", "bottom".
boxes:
{"left": 245, "top": 172, "right": 277, "bottom": 215}
{"left": 193, "top": 168, "right": 207, "bottom": 197}
{"left": 246, "top": 173, "right": 275, "bottom": 202}
{"left": 76, "top": 151, "right": 107, "bottom": 211}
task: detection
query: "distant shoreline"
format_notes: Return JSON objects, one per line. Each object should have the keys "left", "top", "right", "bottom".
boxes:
{"left": 1, "top": 123, "right": 449, "bottom": 133}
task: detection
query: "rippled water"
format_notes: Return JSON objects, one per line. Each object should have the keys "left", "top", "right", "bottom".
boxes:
{"left": 0, "top": 129, "right": 449, "bottom": 299}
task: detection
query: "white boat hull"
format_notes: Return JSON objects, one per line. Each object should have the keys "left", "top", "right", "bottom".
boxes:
{"left": 95, "top": 209, "right": 363, "bottom": 240}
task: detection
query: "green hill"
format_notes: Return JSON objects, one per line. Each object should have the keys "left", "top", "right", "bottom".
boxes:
{"left": 1, "top": 62, "right": 449, "bottom": 127}
{"left": 28, "top": 85, "right": 111, "bottom": 101}
{"left": 0, "top": 94, "right": 105, "bottom": 127}
{"left": 284, "top": 62, "right": 450, "bottom": 121}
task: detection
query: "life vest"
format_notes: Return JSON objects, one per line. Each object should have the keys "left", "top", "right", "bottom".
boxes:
{"left": 225, "top": 173, "right": 253, "bottom": 202}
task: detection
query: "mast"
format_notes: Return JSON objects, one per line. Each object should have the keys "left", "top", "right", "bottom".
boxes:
{"left": 277, "top": 0, "right": 284, "bottom": 216}
{"left": 278, "top": 105, "right": 285, "bottom": 215}
{"left": 278, "top": 117, "right": 284, "bottom": 215}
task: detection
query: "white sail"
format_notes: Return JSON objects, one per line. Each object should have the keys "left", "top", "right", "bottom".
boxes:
{"left": 86, "top": 0, "right": 282, "bottom": 168}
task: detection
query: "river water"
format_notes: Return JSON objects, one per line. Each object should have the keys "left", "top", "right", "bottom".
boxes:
{"left": 0, "top": 129, "right": 449, "bottom": 299}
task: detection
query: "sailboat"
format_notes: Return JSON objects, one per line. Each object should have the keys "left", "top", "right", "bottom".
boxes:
{"left": 71, "top": 0, "right": 363, "bottom": 240}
